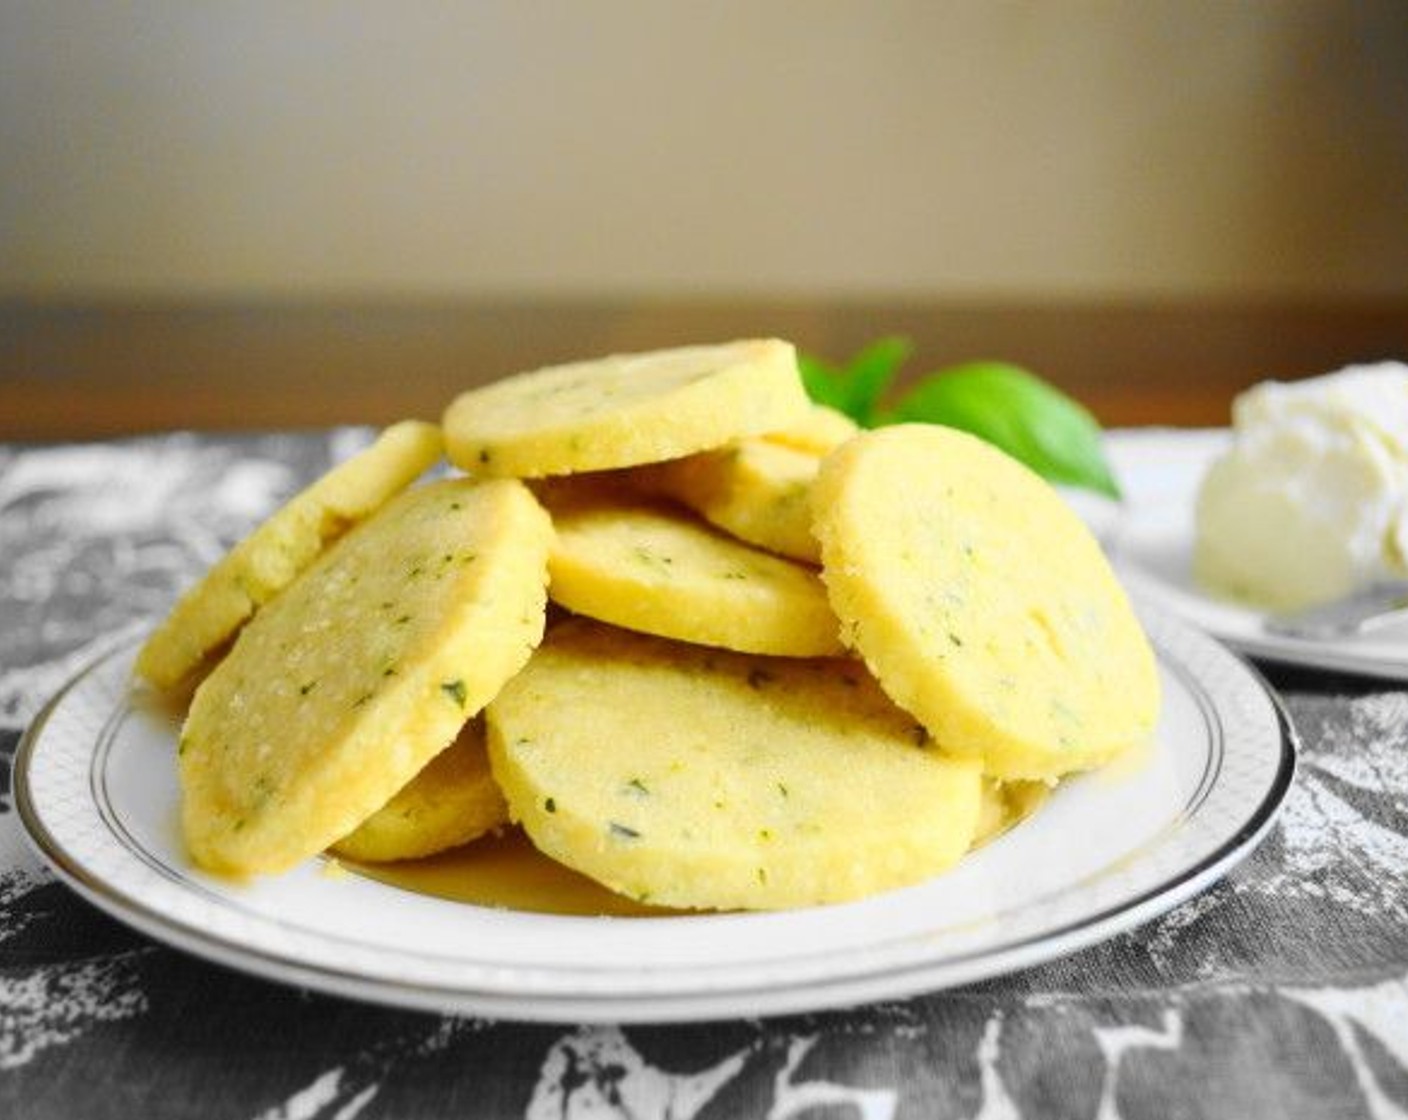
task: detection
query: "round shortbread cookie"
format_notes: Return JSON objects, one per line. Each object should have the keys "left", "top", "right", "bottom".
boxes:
{"left": 442, "top": 340, "right": 809, "bottom": 478}
{"left": 812, "top": 424, "right": 1160, "bottom": 781}
{"left": 644, "top": 439, "right": 825, "bottom": 563}
{"left": 486, "top": 620, "right": 983, "bottom": 911}
{"left": 136, "top": 420, "right": 443, "bottom": 691}
{"left": 331, "top": 717, "right": 507, "bottom": 863}
{"left": 540, "top": 485, "right": 843, "bottom": 657}
{"left": 762, "top": 403, "right": 859, "bottom": 456}
{"left": 179, "top": 478, "right": 551, "bottom": 876}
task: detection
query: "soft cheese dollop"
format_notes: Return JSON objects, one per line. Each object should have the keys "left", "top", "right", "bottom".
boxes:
{"left": 1194, "top": 362, "right": 1408, "bottom": 611}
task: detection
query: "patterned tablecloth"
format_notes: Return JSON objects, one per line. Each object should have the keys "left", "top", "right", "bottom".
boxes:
{"left": 2, "top": 431, "right": 1406, "bottom": 1120}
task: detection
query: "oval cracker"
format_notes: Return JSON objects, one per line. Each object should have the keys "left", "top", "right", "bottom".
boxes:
{"left": 331, "top": 717, "right": 507, "bottom": 863}
{"left": 542, "top": 487, "right": 843, "bottom": 657}
{"left": 487, "top": 620, "right": 982, "bottom": 911}
{"left": 180, "top": 477, "right": 551, "bottom": 876}
{"left": 443, "top": 340, "right": 808, "bottom": 478}
{"left": 136, "top": 420, "right": 443, "bottom": 691}
{"left": 642, "top": 439, "right": 825, "bottom": 563}
{"left": 812, "top": 424, "right": 1160, "bottom": 781}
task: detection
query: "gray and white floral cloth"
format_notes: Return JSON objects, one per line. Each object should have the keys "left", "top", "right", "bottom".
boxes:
{"left": 2, "top": 432, "right": 1406, "bottom": 1120}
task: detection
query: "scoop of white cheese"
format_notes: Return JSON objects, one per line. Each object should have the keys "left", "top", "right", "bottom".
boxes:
{"left": 1194, "top": 362, "right": 1408, "bottom": 611}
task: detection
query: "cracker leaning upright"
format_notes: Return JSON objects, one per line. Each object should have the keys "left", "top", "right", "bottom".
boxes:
{"left": 812, "top": 424, "right": 1159, "bottom": 781}
{"left": 136, "top": 421, "right": 443, "bottom": 691}
{"left": 442, "top": 340, "right": 809, "bottom": 478}
{"left": 179, "top": 478, "right": 551, "bottom": 876}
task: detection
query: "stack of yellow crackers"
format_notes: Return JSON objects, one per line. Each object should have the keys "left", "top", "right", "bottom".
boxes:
{"left": 138, "top": 339, "right": 1160, "bottom": 911}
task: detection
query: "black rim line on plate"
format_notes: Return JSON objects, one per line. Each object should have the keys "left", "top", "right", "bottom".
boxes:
{"left": 13, "top": 628, "right": 1293, "bottom": 1001}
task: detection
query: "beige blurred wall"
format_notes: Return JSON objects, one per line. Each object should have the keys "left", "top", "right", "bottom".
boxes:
{"left": 3, "top": 1, "right": 1407, "bottom": 300}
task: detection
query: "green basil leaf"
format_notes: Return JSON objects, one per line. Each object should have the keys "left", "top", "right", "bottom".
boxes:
{"left": 798, "top": 336, "right": 912, "bottom": 426}
{"left": 882, "top": 361, "right": 1121, "bottom": 499}
{"left": 838, "top": 336, "right": 912, "bottom": 426}
{"left": 796, "top": 353, "right": 853, "bottom": 415}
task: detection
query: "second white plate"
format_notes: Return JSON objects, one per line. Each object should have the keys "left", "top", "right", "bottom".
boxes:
{"left": 1107, "top": 428, "right": 1408, "bottom": 681}
{"left": 15, "top": 601, "right": 1292, "bottom": 1023}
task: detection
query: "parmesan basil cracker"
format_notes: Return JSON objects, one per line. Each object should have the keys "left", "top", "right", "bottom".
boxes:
{"left": 137, "top": 420, "right": 443, "bottom": 691}
{"left": 331, "top": 717, "right": 507, "bottom": 863}
{"left": 812, "top": 424, "right": 1159, "bottom": 781}
{"left": 443, "top": 340, "right": 808, "bottom": 478}
{"left": 487, "top": 620, "right": 981, "bottom": 911}
{"left": 541, "top": 485, "right": 843, "bottom": 657}
{"left": 180, "top": 478, "right": 550, "bottom": 876}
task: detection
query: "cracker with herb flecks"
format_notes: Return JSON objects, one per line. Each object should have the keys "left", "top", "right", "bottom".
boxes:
{"left": 760, "top": 403, "right": 859, "bottom": 456}
{"left": 486, "top": 619, "right": 982, "bottom": 911}
{"left": 638, "top": 438, "right": 827, "bottom": 563}
{"left": 179, "top": 478, "right": 551, "bottom": 876}
{"left": 331, "top": 716, "right": 507, "bottom": 863}
{"left": 136, "top": 420, "right": 444, "bottom": 692}
{"left": 812, "top": 424, "right": 1160, "bottom": 781}
{"left": 442, "top": 340, "right": 808, "bottom": 478}
{"left": 540, "top": 483, "right": 844, "bottom": 657}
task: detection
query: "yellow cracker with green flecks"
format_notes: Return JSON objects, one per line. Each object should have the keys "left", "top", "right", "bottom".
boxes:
{"left": 136, "top": 421, "right": 443, "bottom": 691}
{"left": 541, "top": 486, "right": 843, "bottom": 657}
{"left": 812, "top": 424, "right": 1160, "bottom": 781}
{"left": 180, "top": 478, "right": 551, "bottom": 876}
{"left": 331, "top": 717, "right": 507, "bottom": 863}
{"left": 642, "top": 439, "right": 825, "bottom": 563}
{"left": 486, "top": 619, "right": 982, "bottom": 911}
{"left": 443, "top": 340, "right": 808, "bottom": 478}
{"left": 761, "top": 403, "right": 859, "bottom": 455}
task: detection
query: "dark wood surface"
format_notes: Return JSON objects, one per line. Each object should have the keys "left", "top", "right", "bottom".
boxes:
{"left": 4, "top": 298, "right": 1408, "bottom": 439}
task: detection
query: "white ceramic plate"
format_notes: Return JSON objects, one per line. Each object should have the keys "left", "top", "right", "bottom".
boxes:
{"left": 1107, "top": 429, "right": 1408, "bottom": 681}
{"left": 16, "top": 606, "right": 1292, "bottom": 1024}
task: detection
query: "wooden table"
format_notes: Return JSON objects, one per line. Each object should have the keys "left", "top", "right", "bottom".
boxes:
{"left": 5, "top": 299, "right": 1408, "bottom": 439}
